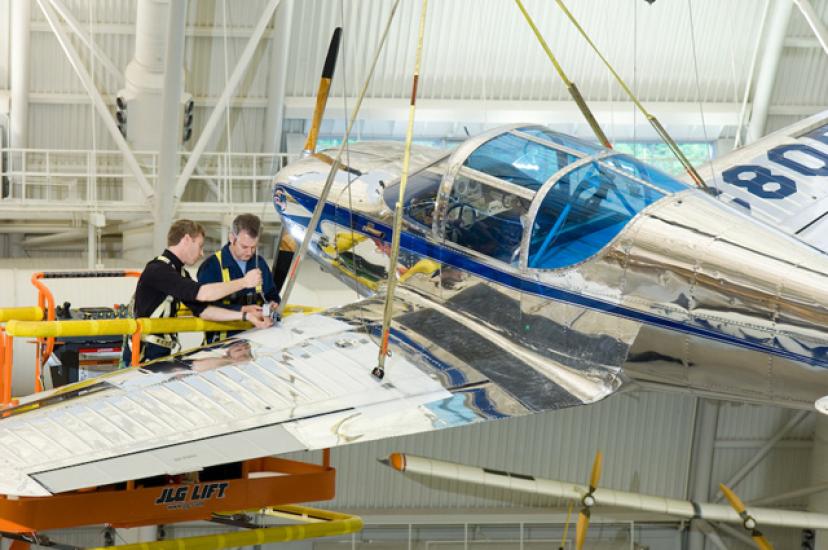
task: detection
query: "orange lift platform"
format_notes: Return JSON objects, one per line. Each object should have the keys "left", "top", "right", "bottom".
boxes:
{"left": 0, "top": 271, "right": 355, "bottom": 550}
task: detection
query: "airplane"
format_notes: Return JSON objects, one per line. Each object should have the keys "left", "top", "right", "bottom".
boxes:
{"left": 1, "top": 113, "right": 828, "bottom": 505}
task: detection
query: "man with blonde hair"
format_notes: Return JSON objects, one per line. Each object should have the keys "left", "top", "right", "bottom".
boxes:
{"left": 124, "top": 219, "right": 271, "bottom": 365}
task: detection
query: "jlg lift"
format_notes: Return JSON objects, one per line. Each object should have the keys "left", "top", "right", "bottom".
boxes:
{"left": 0, "top": 271, "right": 344, "bottom": 550}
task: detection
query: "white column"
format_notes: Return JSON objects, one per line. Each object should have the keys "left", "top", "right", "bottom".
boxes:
{"left": 10, "top": 0, "right": 30, "bottom": 148}
{"left": 746, "top": 0, "right": 794, "bottom": 144}
{"left": 121, "top": 0, "right": 170, "bottom": 262}
{"left": 263, "top": 0, "right": 294, "bottom": 155}
{"left": 153, "top": 0, "right": 187, "bottom": 252}
{"left": 87, "top": 220, "right": 96, "bottom": 269}
{"left": 688, "top": 399, "right": 720, "bottom": 550}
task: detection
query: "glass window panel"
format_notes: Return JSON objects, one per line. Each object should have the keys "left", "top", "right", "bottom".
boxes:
{"left": 602, "top": 154, "right": 689, "bottom": 193}
{"left": 445, "top": 174, "right": 530, "bottom": 264}
{"left": 518, "top": 127, "right": 601, "bottom": 156}
{"left": 528, "top": 162, "right": 664, "bottom": 269}
{"left": 464, "top": 133, "right": 578, "bottom": 191}
{"left": 384, "top": 160, "right": 446, "bottom": 231}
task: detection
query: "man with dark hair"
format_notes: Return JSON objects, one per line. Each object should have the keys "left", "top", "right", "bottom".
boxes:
{"left": 124, "top": 219, "right": 271, "bottom": 365}
{"left": 198, "top": 214, "right": 280, "bottom": 344}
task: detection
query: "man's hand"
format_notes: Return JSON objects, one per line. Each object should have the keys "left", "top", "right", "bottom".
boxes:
{"left": 241, "top": 304, "right": 262, "bottom": 315}
{"left": 245, "top": 309, "right": 273, "bottom": 329}
{"left": 242, "top": 268, "right": 263, "bottom": 288}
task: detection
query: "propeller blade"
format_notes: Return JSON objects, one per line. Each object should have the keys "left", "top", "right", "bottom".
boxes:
{"left": 752, "top": 534, "right": 774, "bottom": 550}
{"left": 589, "top": 450, "right": 603, "bottom": 490}
{"left": 721, "top": 483, "right": 775, "bottom": 549}
{"left": 719, "top": 483, "right": 747, "bottom": 515}
{"left": 559, "top": 501, "right": 574, "bottom": 550}
{"left": 575, "top": 510, "right": 589, "bottom": 550}
{"left": 303, "top": 27, "right": 343, "bottom": 155}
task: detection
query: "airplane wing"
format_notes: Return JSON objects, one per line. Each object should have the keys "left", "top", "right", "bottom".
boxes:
{"left": 0, "top": 286, "right": 632, "bottom": 497}
{"left": 691, "top": 110, "right": 828, "bottom": 249}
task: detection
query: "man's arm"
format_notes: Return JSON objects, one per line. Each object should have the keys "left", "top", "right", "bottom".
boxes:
{"left": 197, "top": 270, "right": 262, "bottom": 302}
{"left": 196, "top": 253, "right": 263, "bottom": 303}
{"left": 200, "top": 304, "right": 271, "bottom": 328}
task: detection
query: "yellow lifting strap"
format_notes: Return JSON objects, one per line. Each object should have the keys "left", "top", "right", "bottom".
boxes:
{"left": 214, "top": 249, "right": 232, "bottom": 341}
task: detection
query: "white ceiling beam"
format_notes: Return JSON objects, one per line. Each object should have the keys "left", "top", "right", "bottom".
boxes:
{"left": 30, "top": 22, "right": 278, "bottom": 39}
{"left": 785, "top": 36, "right": 823, "bottom": 48}
{"left": 174, "top": 0, "right": 282, "bottom": 201}
{"left": 25, "top": 92, "right": 269, "bottom": 108}
{"left": 36, "top": 0, "right": 154, "bottom": 200}
{"left": 714, "top": 409, "right": 809, "bottom": 503}
{"left": 22, "top": 229, "right": 85, "bottom": 246}
{"left": 792, "top": 0, "right": 828, "bottom": 56}
{"left": 284, "top": 97, "right": 747, "bottom": 127}
{"left": 48, "top": 0, "right": 122, "bottom": 83}
{"left": 19, "top": 93, "right": 826, "bottom": 119}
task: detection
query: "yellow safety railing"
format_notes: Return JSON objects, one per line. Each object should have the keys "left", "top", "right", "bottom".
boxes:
{"left": 0, "top": 305, "right": 322, "bottom": 406}
{"left": 0, "top": 307, "right": 43, "bottom": 323}
{"left": 85, "top": 505, "right": 363, "bottom": 550}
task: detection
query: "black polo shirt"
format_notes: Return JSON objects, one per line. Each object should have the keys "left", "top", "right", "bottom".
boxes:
{"left": 134, "top": 249, "right": 207, "bottom": 318}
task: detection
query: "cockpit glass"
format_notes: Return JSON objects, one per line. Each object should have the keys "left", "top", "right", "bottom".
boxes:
{"left": 464, "top": 132, "right": 579, "bottom": 191}
{"left": 445, "top": 171, "right": 530, "bottom": 265}
{"left": 517, "top": 127, "right": 601, "bottom": 157}
{"left": 528, "top": 161, "right": 664, "bottom": 269}
{"left": 384, "top": 159, "right": 447, "bottom": 232}
{"left": 602, "top": 154, "right": 689, "bottom": 193}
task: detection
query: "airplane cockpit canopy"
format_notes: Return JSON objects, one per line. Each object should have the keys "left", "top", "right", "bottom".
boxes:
{"left": 384, "top": 124, "right": 690, "bottom": 270}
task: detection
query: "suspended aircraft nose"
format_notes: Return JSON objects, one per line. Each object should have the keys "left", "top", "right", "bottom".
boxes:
{"left": 616, "top": 189, "right": 828, "bottom": 405}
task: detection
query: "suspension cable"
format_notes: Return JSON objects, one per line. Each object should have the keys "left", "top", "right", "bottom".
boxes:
{"left": 553, "top": 0, "right": 708, "bottom": 189}
{"left": 371, "top": 0, "right": 429, "bottom": 380}
{"left": 277, "top": 0, "right": 402, "bottom": 316}
{"left": 514, "top": 0, "right": 612, "bottom": 149}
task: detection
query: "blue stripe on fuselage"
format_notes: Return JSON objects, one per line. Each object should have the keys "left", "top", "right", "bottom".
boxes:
{"left": 277, "top": 185, "right": 828, "bottom": 369}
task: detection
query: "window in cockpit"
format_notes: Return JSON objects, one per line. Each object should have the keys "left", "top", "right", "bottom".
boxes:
{"left": 444, "top": 168, "right": 531, "bottom": 265}
{"left": 528, "top": 161, "right": 665, "bottom": 269}
{"left": 385, "top": 160, "right": 447, "bottom": 233}
{"left": 464, "top": 132, "right": 579, "bottom": 192}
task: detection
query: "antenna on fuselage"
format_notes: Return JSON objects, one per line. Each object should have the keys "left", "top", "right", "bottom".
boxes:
{"left": 514, "top": 0, "right": 613, "bottom": 149}
{"left": 302, "top": 27, "right": 342, "bottom": 156}
{"left": 552, "top": 0, "right": 708, "bottom": 190}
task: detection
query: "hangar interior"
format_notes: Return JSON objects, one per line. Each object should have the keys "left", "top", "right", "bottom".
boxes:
{"left": 0, "top": 0, "right": 827, "bottom": 549}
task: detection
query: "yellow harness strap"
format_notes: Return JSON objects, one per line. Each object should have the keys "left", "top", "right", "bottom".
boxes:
{"left": 214, "top": 249, "right": 231, "bottom": 341}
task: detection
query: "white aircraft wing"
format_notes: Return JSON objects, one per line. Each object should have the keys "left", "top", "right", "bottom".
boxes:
{"left": 0, "top": 287, "right": 630, "bottom": 497}
{"left": 692, "top": 110, "right": 828, "bottom": 249}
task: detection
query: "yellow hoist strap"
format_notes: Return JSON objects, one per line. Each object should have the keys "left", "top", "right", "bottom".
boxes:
{"left": 214, "top": 250, "right": 231, "bottom": 341}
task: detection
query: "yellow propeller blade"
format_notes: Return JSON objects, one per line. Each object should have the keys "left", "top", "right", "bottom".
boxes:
{"left": 559, "top": 501, "right": 574, "bottom": 550}
{"left": 721, "top": 483, "right": 775, "bottom": 550}
{"left": 575, "top": 510, "right": 589, "bottom": 550}
{"left": 590, "top": 450, "right": 603, "bottom": 490}
{"left": 752, "top": 534, "right": 774, "bottom": 550}
{"left": 719, "top": 483, "right": 747, "bottom": 515}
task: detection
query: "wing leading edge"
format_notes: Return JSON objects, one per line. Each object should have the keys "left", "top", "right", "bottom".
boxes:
{"left": 0, "top": 286, "right": 632, "bottom": 497}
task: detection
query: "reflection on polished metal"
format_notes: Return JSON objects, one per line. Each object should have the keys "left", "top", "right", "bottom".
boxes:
{"left": 3, "top": 123, "right": 828, "bottom": 497}
{"left": 274, "top": 123, "right": 828, "bottom": 410}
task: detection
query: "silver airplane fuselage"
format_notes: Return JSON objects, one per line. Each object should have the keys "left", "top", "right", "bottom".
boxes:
{"left": 273, "top": 124, "right": 828, "bottom": 410}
